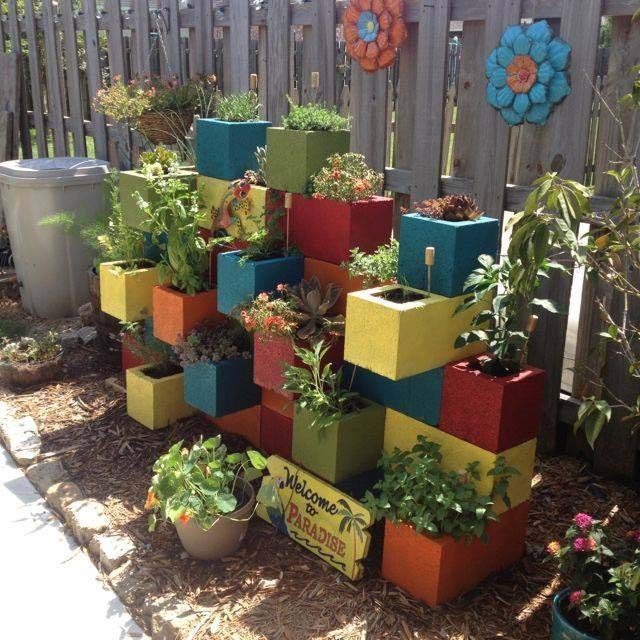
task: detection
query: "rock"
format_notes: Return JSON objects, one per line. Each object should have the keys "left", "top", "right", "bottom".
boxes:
{"left": 109, "top": 561, "right": 153, "bottom": 608}
{"left": 26, "top": 459, "right": 67, "bottom": 494}
{"left": 150, "top": 596, "right": 197, "bottom": 640}
{"left": 64, "top": 498, "right": 109, "bottom": 545}
{"left": 89, "top": 532, "right": 135, "bottom": 573}
{"left": 59, "top": 328, "right": 79, "bottom": 348}
{"left": 78, "top": 302, "right": 94, "bottom": 325}
{"left": 45, "top": 481, "right": 83, "bottom": 515}
{"left": 0, "top": 412, "right": 41, "bottom": 466}
{"left": 77, "top": 326, "right": 98, "bottom": 344}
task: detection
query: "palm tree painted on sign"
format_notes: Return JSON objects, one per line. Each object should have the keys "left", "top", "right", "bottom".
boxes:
{"left": 337, "top": 498, "right": 368, "bottom": 557}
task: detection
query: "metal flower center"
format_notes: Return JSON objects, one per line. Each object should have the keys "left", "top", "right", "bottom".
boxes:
{"left": 507, "top": 55, "right": 538, "bottom": 94}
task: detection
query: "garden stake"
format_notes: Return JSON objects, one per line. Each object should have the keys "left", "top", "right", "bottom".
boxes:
{"left": 348, "top": 363, "right": 358, "bottom": 391}
{"left": 425, "top": 247, "right": 435, "bottom": 297}
{"left": 284, "top": 192, "right": 292, "bottom": 252}
{"left": 311, "top": 71, "right": 320, "bottom": 102}
{"left": 523, "top": 314, "right": 539, "bottom": 364}
{"left": 250, "top": 74, "right": 258, "bottom": 91}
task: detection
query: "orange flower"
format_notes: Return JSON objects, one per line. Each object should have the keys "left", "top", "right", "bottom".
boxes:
{"left": 546, "top": 540, "right": 561, "bottom": 555}
{"left": 144, "top": 490, "right": 158, "bottom": 511}
{"left": 179, "top": 513, "right": 190, "bottom": 524}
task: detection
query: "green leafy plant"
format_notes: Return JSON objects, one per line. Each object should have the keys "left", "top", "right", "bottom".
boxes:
{"left": 341, "top": 238, "right": 399, "bottom": 288}
{"left": 546, "top": 514, "right": 640, "bottom": 639}
{"left": 216, "top": 91, "right": 260, "bottom": 122}
{"left": 146, "top": 435, "right": 267, "bottom": 532}
{"left": 411, "top": 194, "right": 484, "bottom": 222}
{"left": 93, "top": 76, "right": 150, "bottom": 123}
{"left": 173, "top": 322, "right": 252, "bottom": 367}
{"left": 311, "top": 153, "right": 383, "bottom": 202}
{"left": 139, "top": 146, "right": 180, "bottom": 176}
{"left": 120, "top": 321, "right": 177, "bottom": 376}
{"left": 239, "top": 290, "right": 299, "bottom": 337}
{"left": 282, "top": 340, "right": 360, "bottom": 431}
{"left": 0, "top": 331, "right": 61, "bottom": 364}
{"left": 243, "top": 147, "right": 267, "bottom": 186}
{"left": 282, "top": 98, "right": 350, "bottom": 132}
{"left": 363, "top": 436, "right": 519, "bottom": 541}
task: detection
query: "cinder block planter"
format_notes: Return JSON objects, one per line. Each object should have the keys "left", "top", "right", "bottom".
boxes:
{"left": 260, "top": 405, "right": 293, "bottom": 459}
{"left": 266, "top": 127, "right": 350, "bottom": 194}
{"left": 381, "top": 501, "right": 530, "bottom": 607}
{"left": 204, "top": 405, "right": 261, "bottom": 448}
{"left": 196, "top": 118, "right": 271, "bottom": 181}
{"left": 384, "top": 408, "right": 535, "bottom": 514}
{"left": 343, "top": 363, "right": 443, "bottom": 426}
{"left": 216, "top": 250, "right": 304, "bottom": 315}
{"left": 288, "top": 195, "right": 393, "bottom": 265}
{"left": 304, "top": 257, "right": 366, "bottom": 316}
{"left": 184, "top": 357, "right": 260, "bottom": 418}
{"left": 261, "top": 388, "right": 293, "bottom": 419}
{"left": 292, "top": 401, "right": 385, "bottom": 484}
{"left": 99, "top": 260, "right": 158, "bottom": 322}
{"left": 253, "top": 333, "right": 344, "bottom": 399}
{"left": 440, "top": 358, "right": 545, "bottom": 453}
{"left": 121, "top": 334, "right": 147, "bottom": 371}
{"left": 152, "top": 286, "right": 224, "bottom": 346}
{"left": 336, "top": 468, "right": 382, "bottom": 501}
{"left": 344, "top": 285, "right": 488, "bottom": 381}
{"left": 398, "top": 213, "right": 500, "bottom": 297}
{"left": 120, "top": 169, "right": 196, "bottom": 230}
{"left": 126, "top": 364, "right": 195, "bottom": 430}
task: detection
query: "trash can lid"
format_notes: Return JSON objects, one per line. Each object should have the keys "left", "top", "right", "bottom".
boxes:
{"left": 0, "top": 157, "right": 110, "bottom": 185}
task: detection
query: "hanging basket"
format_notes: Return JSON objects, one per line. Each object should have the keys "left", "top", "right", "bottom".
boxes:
{"left": 137, "top": 109, "right": 194, "bottom": 145}
{"left": 0, "top": 353, "right": 64, "bottom": 388}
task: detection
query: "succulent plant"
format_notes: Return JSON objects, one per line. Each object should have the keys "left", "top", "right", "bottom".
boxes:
{"left": 243, "top": 146, "right": 267, "bottom": 186}
{"left": 288, "top": 276, "right": 344, "bottom": 340}
{"left": 413, "top": 195, "right": 484, "bottom": 222}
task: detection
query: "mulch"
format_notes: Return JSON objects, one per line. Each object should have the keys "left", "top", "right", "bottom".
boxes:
{"left": 2, "top": 338, "right": 639, "bottom": 640}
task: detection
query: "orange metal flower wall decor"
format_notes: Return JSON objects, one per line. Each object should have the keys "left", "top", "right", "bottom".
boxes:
{"left": 343, "top": 0, "right": 408, "bottom": 72}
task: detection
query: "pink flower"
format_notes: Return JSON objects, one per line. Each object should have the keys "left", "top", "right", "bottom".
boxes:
{"left": 573, "top": 537, "right": 596, "bottom": 553}
{"left": 276, "top": 284, "right": 286, "bottom": 292}
{"left": 569, "top": 590, "right": 584, "bottom": 605}
{"left": 257, "top": 292, "right": 269, "bottom": 302}
{"left": 573, "top": 513, "right": 594, "bottom": 530}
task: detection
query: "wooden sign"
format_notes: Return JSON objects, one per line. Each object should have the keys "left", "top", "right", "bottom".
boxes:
{"left": 256, "top": 455, "right": 374, "bottom": 580}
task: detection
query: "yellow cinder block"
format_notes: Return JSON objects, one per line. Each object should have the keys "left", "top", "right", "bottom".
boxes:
{"left": 384, "top": 408, "right": 536, "bottom": 514}
{"left": 197, "top": 175, "right": 267, "bottom": 237}
{"left": 344, "top": 285, "right": 489, "bottom": 380}
{"left": 126, "top": 365, "right": 195, "bottom": 430}
{"left": 99, "top": 261, "right": 158, "bottom": 322}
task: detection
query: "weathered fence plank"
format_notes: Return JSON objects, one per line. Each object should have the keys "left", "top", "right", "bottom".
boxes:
{"left": 106, "top": 0, "right": 126, "bottom": 81}
{"left": 266, "top": 0, "right": 290, "bottom": 125}
{"left": 24, "top": 0, "right": 48, "bottom": 156}
{"left": 229, "top": 0, "right": 250, "bottom": 93}
{"left": 158, "top": 0, "right": 182, "bottom": 80}
{"left": 134, "top": 0, "right": 152, "bottom": 78}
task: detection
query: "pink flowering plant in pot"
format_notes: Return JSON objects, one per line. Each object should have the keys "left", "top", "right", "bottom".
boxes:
{"left": 546, "top": 513, "right": 640, "bottom": 639}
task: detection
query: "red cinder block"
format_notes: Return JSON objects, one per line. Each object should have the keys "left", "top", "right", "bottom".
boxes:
{"left": 287, "top": 194, "right": 393, "bottom": 265}
{"left": 253, "top": 333, "right": 345, "bottom": 399}
{"left": 260, "top": 405, "right": 293, "bottom": 459}
{"left": 440, "top": 357, "right": 545, "bottom": 453}
{"left": 121, "top": 335, "right": 146, "bottom": 371}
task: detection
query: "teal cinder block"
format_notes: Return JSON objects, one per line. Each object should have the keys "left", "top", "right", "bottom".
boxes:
{"left": 343, "top": 363, "right": 443, "bottom": 425}
{"left": 398, "top": 213, "right": 500, "bottom": 297}
{"left": 196, "top": 119, "right": 270, "bottom": 180}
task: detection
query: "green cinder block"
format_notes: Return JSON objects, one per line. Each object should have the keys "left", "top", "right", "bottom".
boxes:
{"left": 292, "top": 401, "right": 385, "bottom": 484}
{"left": 265, "top": 127, "right": 350, "bottom": 194}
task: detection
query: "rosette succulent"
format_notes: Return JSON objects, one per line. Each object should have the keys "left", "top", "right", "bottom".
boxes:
{"left": 486, "top": 20, "right": 572, "bottom": 126}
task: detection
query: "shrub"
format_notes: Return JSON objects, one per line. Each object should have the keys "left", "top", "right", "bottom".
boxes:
{"left": 341, "top": 238, "right": 399, "bottom": 288}
{"left": 312, "top": 153, "right": 383, "bottom": 202}
{"left": 1, "top": 332, "right": 61, "bottom": 364}
{"left": 412, "top": 194, "right": 484, "bottom": 222}
{"left": 139, "top": 146, "right": 180, "bottom": 177}
{"left": 216, "top": 91, "right": 261, "bottom": 122}
{"left": 173, "top": 322, "right": 252, "bottom": 367}
{"left": 282, "top": 99, "right": 350, "bottom": 132}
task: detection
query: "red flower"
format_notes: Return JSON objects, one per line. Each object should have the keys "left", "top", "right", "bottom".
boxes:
{"left": 178, "top": 513, "right": 190, "bottom": 524}
{"left": 569, "top": 590, "right": 584, "bottom": 605}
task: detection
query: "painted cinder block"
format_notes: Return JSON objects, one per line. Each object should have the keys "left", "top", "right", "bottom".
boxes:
{"left": 292, "top": 401, "right": 386, "bottom": 484}
{"left": 335, "top": 468, "right": 382, "bottom": 501}
{"left": 303, "top": 257, "right": 366, "bottom": 316}
{"left": 99, "top": 261, "right": 158, "bottom": 322}
{"left": 261, "top": 388, "right": 294, "bottom": 419}
{"left": 205, "top": 405, "right": 261, "bottom": 449}
{"left": 440, "top": 358, "right": 545, "bottom": 453}
{"left": 288, "top": 194, "right": 393, "bottom": 265}
{"left": 260, "top": 405, "right": 293, "bottom": 459}
{"left": 120, "top": 169, "right": 196, "bottom": 230}
{"left": 398, "top": 213, "right": 500, "bottom": 297}
{"left": 266, "top": 127, "right": 350, "bottom": 194}
{"left": 121, "top": 334, "right": 147, "bottom": 371}
{"left": 216, "top": 250, "right": 304, "bottom": 315}
{"left": 343, "top": 363, "right": 443, "bottom": 426}
{"left": 344, "top": 285, "right": 488, "bottom": 381}
{"left": 381, "top": 500, "right": 530, "bottom": 607}
{"left": 196, "top": 118, "right": 271, "bottom": 181}
{"left": 253, "top": 332, "right": 344, "bottom": 399}
{"left": 152, "top": 286, "right": 224, "bottom": 345}
{"left": 384, "top": 408, "right": 535, "bottom": 514}
{"left": 126, "top": 365, "right": 195, "bottom": 430}
{"left": 184, "top": 357, "right": 260, "bottom": 418}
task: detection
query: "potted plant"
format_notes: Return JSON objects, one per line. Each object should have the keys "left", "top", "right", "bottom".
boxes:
{"left": 0, "top": 331, "right": 63, "bottom": 388}
{"left": 196, "top": 91, "right": 270, "bottom": 181}
{"left": 239, "top": 276, "right": 345, "bottom": 397}
{"left": 266, "top": 100, "right": 350, "bottom": 194}
{"left": 120, "top": 321, "right": 147, "bottom": 371}
{"left": 343, "top": 283, "right": 488, "bottom": 380}
{"left": 288, "top": 153, "right": 392, "bottom": 264}
{"left": 139, "top": 177, "right": 224, "bottom": 345}
{"left": 146, "top": 436, "right": 268, "bottom": 560}
{"left": 441, "top": 254, "right": 547, "bottom": 453}
{"left": 546, "top": 514, "right": 639, "bottom": 640}
{"left": 364, "top": 437, "right": 524, "bottom": 606}
{"left": 174, "top": 321, "right": 260, "bottom": 418}
{"left": 398, "top": 195, "right": 500, "bottom": 297}
{"left": 283, "top": 341, "right": 385, "bottom": 484}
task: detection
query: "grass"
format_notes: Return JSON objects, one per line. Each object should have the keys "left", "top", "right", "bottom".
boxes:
{"left": 21, "top": 128, "right": 96, "bottom": 160}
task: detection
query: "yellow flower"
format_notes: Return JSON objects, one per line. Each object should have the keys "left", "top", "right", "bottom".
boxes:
{"left": 547, "top": 540, "right": 561, "bottom": 555}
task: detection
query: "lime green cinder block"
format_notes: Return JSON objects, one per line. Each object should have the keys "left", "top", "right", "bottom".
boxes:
{"left": 344, "top": 285, "right": 489, "bottom": 380}
{"left": 384, "top": 408, "right": 536, "bottom": 514}
{"left": 292, "top": 401, "right": 386, "bottom": 484}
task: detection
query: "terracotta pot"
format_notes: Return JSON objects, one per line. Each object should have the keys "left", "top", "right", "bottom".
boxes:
{"left": 137, "top": 109, "right": 194, "bottom": 145}
{"left": 174, "top": 480, "right": 256, "bottom": 560}
{"left": 0, "top": 353, "right": 63, "bottom": 388}
{"left": 551, "top": 590, "right": 598, "bottom": 640}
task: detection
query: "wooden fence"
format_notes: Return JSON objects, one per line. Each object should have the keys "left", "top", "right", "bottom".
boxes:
{"left": 1, "top": 0, "right": 640, "bottom": 479}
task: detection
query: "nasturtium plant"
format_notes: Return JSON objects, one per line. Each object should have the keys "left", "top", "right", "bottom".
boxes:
{"left": 341, "top": 238, "right": 399, "bottom": 288}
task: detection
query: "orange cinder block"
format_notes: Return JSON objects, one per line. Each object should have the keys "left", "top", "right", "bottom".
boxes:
{"left": 205, "top": 405, "right": 261, "bottom": 449}
{"left": 261, "top": 388, "right": 294, "bottom": 419}
{"left": 303, "top": 257, "right": 366, "bottom": 316}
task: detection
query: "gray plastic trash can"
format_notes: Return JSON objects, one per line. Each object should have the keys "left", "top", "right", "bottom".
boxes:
{"left": 0, "top": 157, "right": 110, "bottom": 318}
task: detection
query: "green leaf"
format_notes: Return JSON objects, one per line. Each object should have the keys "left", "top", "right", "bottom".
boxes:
{"left": 247, "top": 449, "right": 268, "bottom": 470}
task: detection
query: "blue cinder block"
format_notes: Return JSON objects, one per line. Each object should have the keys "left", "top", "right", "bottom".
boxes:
{"left": 196, "top": 118, "right": 271, "bottom": 181}
{"left": 142, "top": 231, "right": 166, "bottom": 263}
{"left": 184, "top": 358, "right": 260, "bottom": 417}
{"left": 143, "top": 318, "right": 175, "bottom": 358}
{"left": 398, "top": 213, "right": 500, "bottom": 297}
{"left": 343, "top": 363, "right": 443, "bottom": 426}
{"left": 335, "top": 467, "right": 382, "bottom": 501}
{"left": 217, "top": 250, "right": 304, "bottom": 315}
